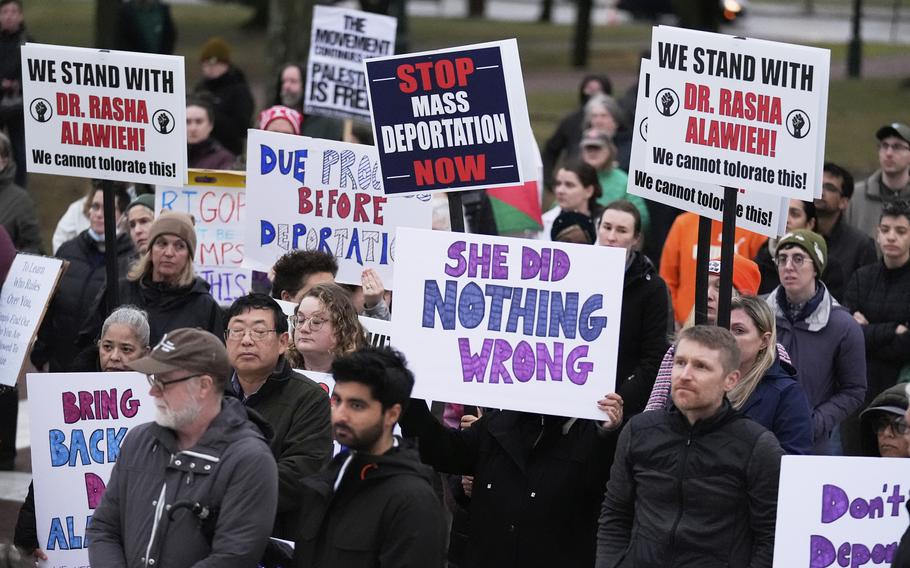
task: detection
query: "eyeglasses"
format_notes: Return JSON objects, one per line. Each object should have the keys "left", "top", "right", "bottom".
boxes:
{"left": 879, "top": 142, "right": 910, "bottom": 152}
{"left": 147, "top": 373, "right": 204, "bottom": 391}
{"left": 775, "top": 253, "right": 809, "bottom": 268}
{"left": 289, "top": 314, "right": 327, "bottom": 332}
{"left": 873, "top": 415, "right": 910, "bottom": 436}
{"left": 224, "top": 328, "right": 277, "bottom": 342}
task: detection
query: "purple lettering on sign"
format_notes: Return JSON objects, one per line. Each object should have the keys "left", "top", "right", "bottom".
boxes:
{"left": 445, "top": 241, "right": 467, "bottom": 277}
{"left": 459, "top": 337, "right": 492, "bottom": 382}
{"left": 821, "top": 484, "right": 848, "bottom": 523}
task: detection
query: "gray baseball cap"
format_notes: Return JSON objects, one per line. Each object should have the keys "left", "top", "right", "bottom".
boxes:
{"left": 875, "top": 123, "right": 910, "bottom": 144}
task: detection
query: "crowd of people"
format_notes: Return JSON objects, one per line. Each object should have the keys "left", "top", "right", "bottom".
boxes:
{"left": 0, "top": 0, "right": 909, "bottom": 565}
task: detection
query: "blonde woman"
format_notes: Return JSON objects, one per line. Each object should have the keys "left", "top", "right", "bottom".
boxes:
{"left": 729, "top": 295, "right": 813, "bottom": 455}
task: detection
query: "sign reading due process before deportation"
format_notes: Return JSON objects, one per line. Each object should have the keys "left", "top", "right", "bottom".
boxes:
{"left": 392, "top": 228, "right": 624, "bottom": 420}
{"left": 305, "top": 6, "right": 396, "bottom": 121}
{"left": 365, "top": 39, "right": 531, "bottom": 195}
{"left": 646, "top": 26, "right": 829, "bottom": 200}
{"left": 773, "top": 456, "right": 910, "bottom": 568}
{"left": 28, "top": 372, "right": 155, "bottom": 568}
{"left": 244, "top": 130, "right": 432, "bottom": 287}
{"left": 157, "top": 172, "right": 250, "bottom": 306}
{"left": 22, "top": 43, "right": 186, "bottom": 186}
{"left": 629, "top": 60, "right": 788, "bottom": 238}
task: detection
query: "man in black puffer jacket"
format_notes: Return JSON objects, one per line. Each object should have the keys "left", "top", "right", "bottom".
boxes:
{"left": 597, "top": 325, "right": 784, "bottom": 568}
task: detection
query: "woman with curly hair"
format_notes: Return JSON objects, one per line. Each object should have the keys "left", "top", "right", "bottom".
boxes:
{"left": 291, "top": 282, "right": 366, "bottom": 372}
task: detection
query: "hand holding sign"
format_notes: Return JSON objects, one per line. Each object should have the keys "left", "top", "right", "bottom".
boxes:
{"left": 596, "top": 393, "right": 624, "bottom": 430}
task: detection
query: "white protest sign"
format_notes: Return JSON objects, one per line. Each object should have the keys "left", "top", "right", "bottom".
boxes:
{"left": 392, "top": 228, "right": 623, "bottom": 420}
{"left": 360, "top": 314, "right": 392, "bottom": 348}
{"left": 243, "top": 130, "right": 432, "bottom": 287}
{"left": 774, "top": 456, "right": 910, "bottom": 567}
{"left": 629, "top": 60, "right": 788, "bottom": 238}
{"left": 22, "top": 43, "right": 187, "bottom": 186}
{"left": 305, "top": 6, "right": 396, "bottom": 121}
{"left": 0, "top": 254, "right": 63, "bottom": 386}
{"left": 365, "top": 39, "right": 532, "bottom": 196}
{"left": 27, "top": 372, "right": 155, "bottom": 567}
{"left": 157, "top": 171, "right": 250, "bottom": 306}
{"left": 646, "top": 26, "right": 829, "bottom": 200}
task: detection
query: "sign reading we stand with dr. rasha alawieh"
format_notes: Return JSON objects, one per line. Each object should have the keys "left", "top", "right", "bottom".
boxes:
{"left": 21, "top": 43, "right": 186, "bottom": 186}
{"left": 646, "top": 26, "right": 829, "bottom": 200}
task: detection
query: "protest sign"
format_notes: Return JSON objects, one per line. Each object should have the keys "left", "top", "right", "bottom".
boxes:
{"left": 360, "top": 314, "right": 391, "bottom": 348}
{"left": 305, "top": 6, "right": 396, "bottom": 121}
{"left": 629, "top": 60, "right": 788, "bottom": 238}
{"left": 0, "top": 254, "right": 63, "bottom": 386}
{"left": 244, "top": 130, "right": 432, "bottom": 287}
{"left": 22, "top": 43, "right": 186, "bottom": 186}
{"left": 646, "top": 26, "right": 829, "bottom": 199}
{"left": 27, "top": 371, "right": 155, "bottom": 567}
{"left": 365, "top": 39, "right": 533, "bottom": 196}
{"left": 774, "top": 455, "right": 910, "bottom": 567}
{"left": 391, "top": 228, "right": 623, "bottom": 420}
{"left": 157, "top": 170, "right": 250, "bottom": 306}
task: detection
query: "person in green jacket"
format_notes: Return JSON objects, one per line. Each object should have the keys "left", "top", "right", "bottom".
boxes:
{"left": 580, "top": 128, "right": 650, "bottom": 234}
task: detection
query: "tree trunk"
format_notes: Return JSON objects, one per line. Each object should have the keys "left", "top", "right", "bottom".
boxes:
{"left": 571, "top": 0, "right": 592, "bottom": 68}
{"left": 468, "top": 0, "right": 486, "bottom": 18}
{"left": 95, "top": 0, "right": 121, "bottom": 49}
{"left": 267, "top": 0, "right": 313, "bottom": 100}
{"left": 539, "top": 0, "right": 554, "bottom": 23}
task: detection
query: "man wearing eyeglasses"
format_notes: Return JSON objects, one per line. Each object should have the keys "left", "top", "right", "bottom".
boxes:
{"left": 224, "top": 293, "right": 332, "bottom": 539}
{"left": 88, "top": 327, "right": 278, "bottom": 568}
{"left": 846, "top": 123, "right": 910, "bottom": 238}
{"left": 765, "top": 229, "right": 867, "bottom": 454}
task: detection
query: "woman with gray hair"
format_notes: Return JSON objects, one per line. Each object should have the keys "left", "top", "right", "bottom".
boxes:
{"left": 15, "top": 306, "right": 151, "bottom": 561}
{"left": 583, "top": 93, "right": 633, "bottom": 172}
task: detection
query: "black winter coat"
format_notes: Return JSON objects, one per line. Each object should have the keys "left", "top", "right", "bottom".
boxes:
{"left": 194, "top": 66, "right": 254, "bottom": 155}
{"left": 227, "top": 358, "right": 333, "bottom": 539}
{"left": 80, "top": 275, "right": 225, "bottom": 349}
{"left": 292, "top": 443, "right": 447, "bottom": 568}
{"left": 32, "top": 231, "right": 134, "bottom": 370}
{"left": 616, "top": 252, "right": 670, "bottom": 417}
{"left": 399, "top": 402, "right": 618, "bottom": 568}
{"left": 843, "top": 259, "right": 910, "bottom": 403}
{"left": 596, "top": 402, "right": 784, "bottom": 568}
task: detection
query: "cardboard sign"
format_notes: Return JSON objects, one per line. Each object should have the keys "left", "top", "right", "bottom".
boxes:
{"left": 27, "top": 372, "right": 155, "bottom": 567}
{"left": 22, "top": 43, "right": 187, "bottom": 186}
{"left": 646, "top": 26, "right": 829, "bottom": 199}
{"left": 774, "top": 455, "right": 910, "bottom": 567}
{"left": 0, "top": 254, "right": 63, "bottom": 386}
{"left": 243, "top": 130, "right": 432, "bottom": 287}
{"left": 305, "top": 6, "right": 396, "bottom": 121}
{"left": 391, "top": 228, "right": 623, "bottom": 420}
{"left": 157, "top": 170, "right": 250, "bottom": 306}
{"left": 629, "top": 60, "right": 788, "bottom": 238}
{"left": 365, "top": 39, "right": 532, "bottom": 195}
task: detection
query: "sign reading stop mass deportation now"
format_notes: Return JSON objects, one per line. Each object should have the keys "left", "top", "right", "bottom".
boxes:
{"left": 22, "top": 43, "right": 186, "bottom": 186}
{"left": 629, "top": 60, "right": 788, "bottom": 238}
{"left": 305, "top": 6, "right": 396, "bottom": 121}
{"left": 773, "top": 456, "right": 910, "bottom": 568}
{"left": 392, "top": 228, "right": 624, "bottom": 420}
{"left": 365, "top": 39, "right": 529, "bottom": 195}
{"left": 28, "top": 372, "right": 155, "bottom": 568}
{"left": 244, "top": 129, "right": 432, "bottom": 287}
{"left": 646, "top": 26, "right": 829, "bottom": 200}
{"left": 157, "top": 171, "right": 250, "bottom": 306}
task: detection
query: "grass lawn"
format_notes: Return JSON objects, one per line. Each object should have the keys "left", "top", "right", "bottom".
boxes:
{"left": 19, "top": 0, "right": 910, "bottom": 249}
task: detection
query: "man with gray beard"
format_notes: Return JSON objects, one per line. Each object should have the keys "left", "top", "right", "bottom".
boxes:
{"left": 88, "top": 328, "right": 278, "bottom": 568}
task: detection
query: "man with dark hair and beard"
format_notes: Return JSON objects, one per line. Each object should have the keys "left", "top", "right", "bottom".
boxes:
{"left": 292, "top": 346, "right": 446, "bottom": 567}
{"left": 273, "top": 63, "right": 344, "bottom": 141}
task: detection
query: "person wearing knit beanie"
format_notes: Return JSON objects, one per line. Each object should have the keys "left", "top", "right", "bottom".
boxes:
{"left": 707, "top": 254, "right": 762, "bottom": 296}
{"left": 200, "top": 37, "right": 231, "bottom": 64}
{"left": 259, "top": 105, "right": 302, "bottom": 135}
{"left": 125, "top": 194, "right": 156, "bottom": 254}
{"left": 776, "top": 229, "right": 828, "bottom": 276}
{"left": 148, "top": 211, "right": 196, "bottom": 253}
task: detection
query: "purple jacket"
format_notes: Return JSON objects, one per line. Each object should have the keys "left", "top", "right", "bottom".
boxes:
{"left": 766, "top": 284, "right": 867, "bottom": 453}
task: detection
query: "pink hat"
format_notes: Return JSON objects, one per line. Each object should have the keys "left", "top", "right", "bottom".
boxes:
{"left": 258, "top": 105, "right": 302, "bottom": 135}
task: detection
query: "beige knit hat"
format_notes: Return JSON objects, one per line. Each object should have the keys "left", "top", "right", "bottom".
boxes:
{"left": 147, "top": 212, "right": 196, "bottom": 252}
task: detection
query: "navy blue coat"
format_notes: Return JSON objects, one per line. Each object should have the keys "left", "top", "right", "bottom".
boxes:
{"left": 741, "top": 358, "right": 813, "bottom": 455}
